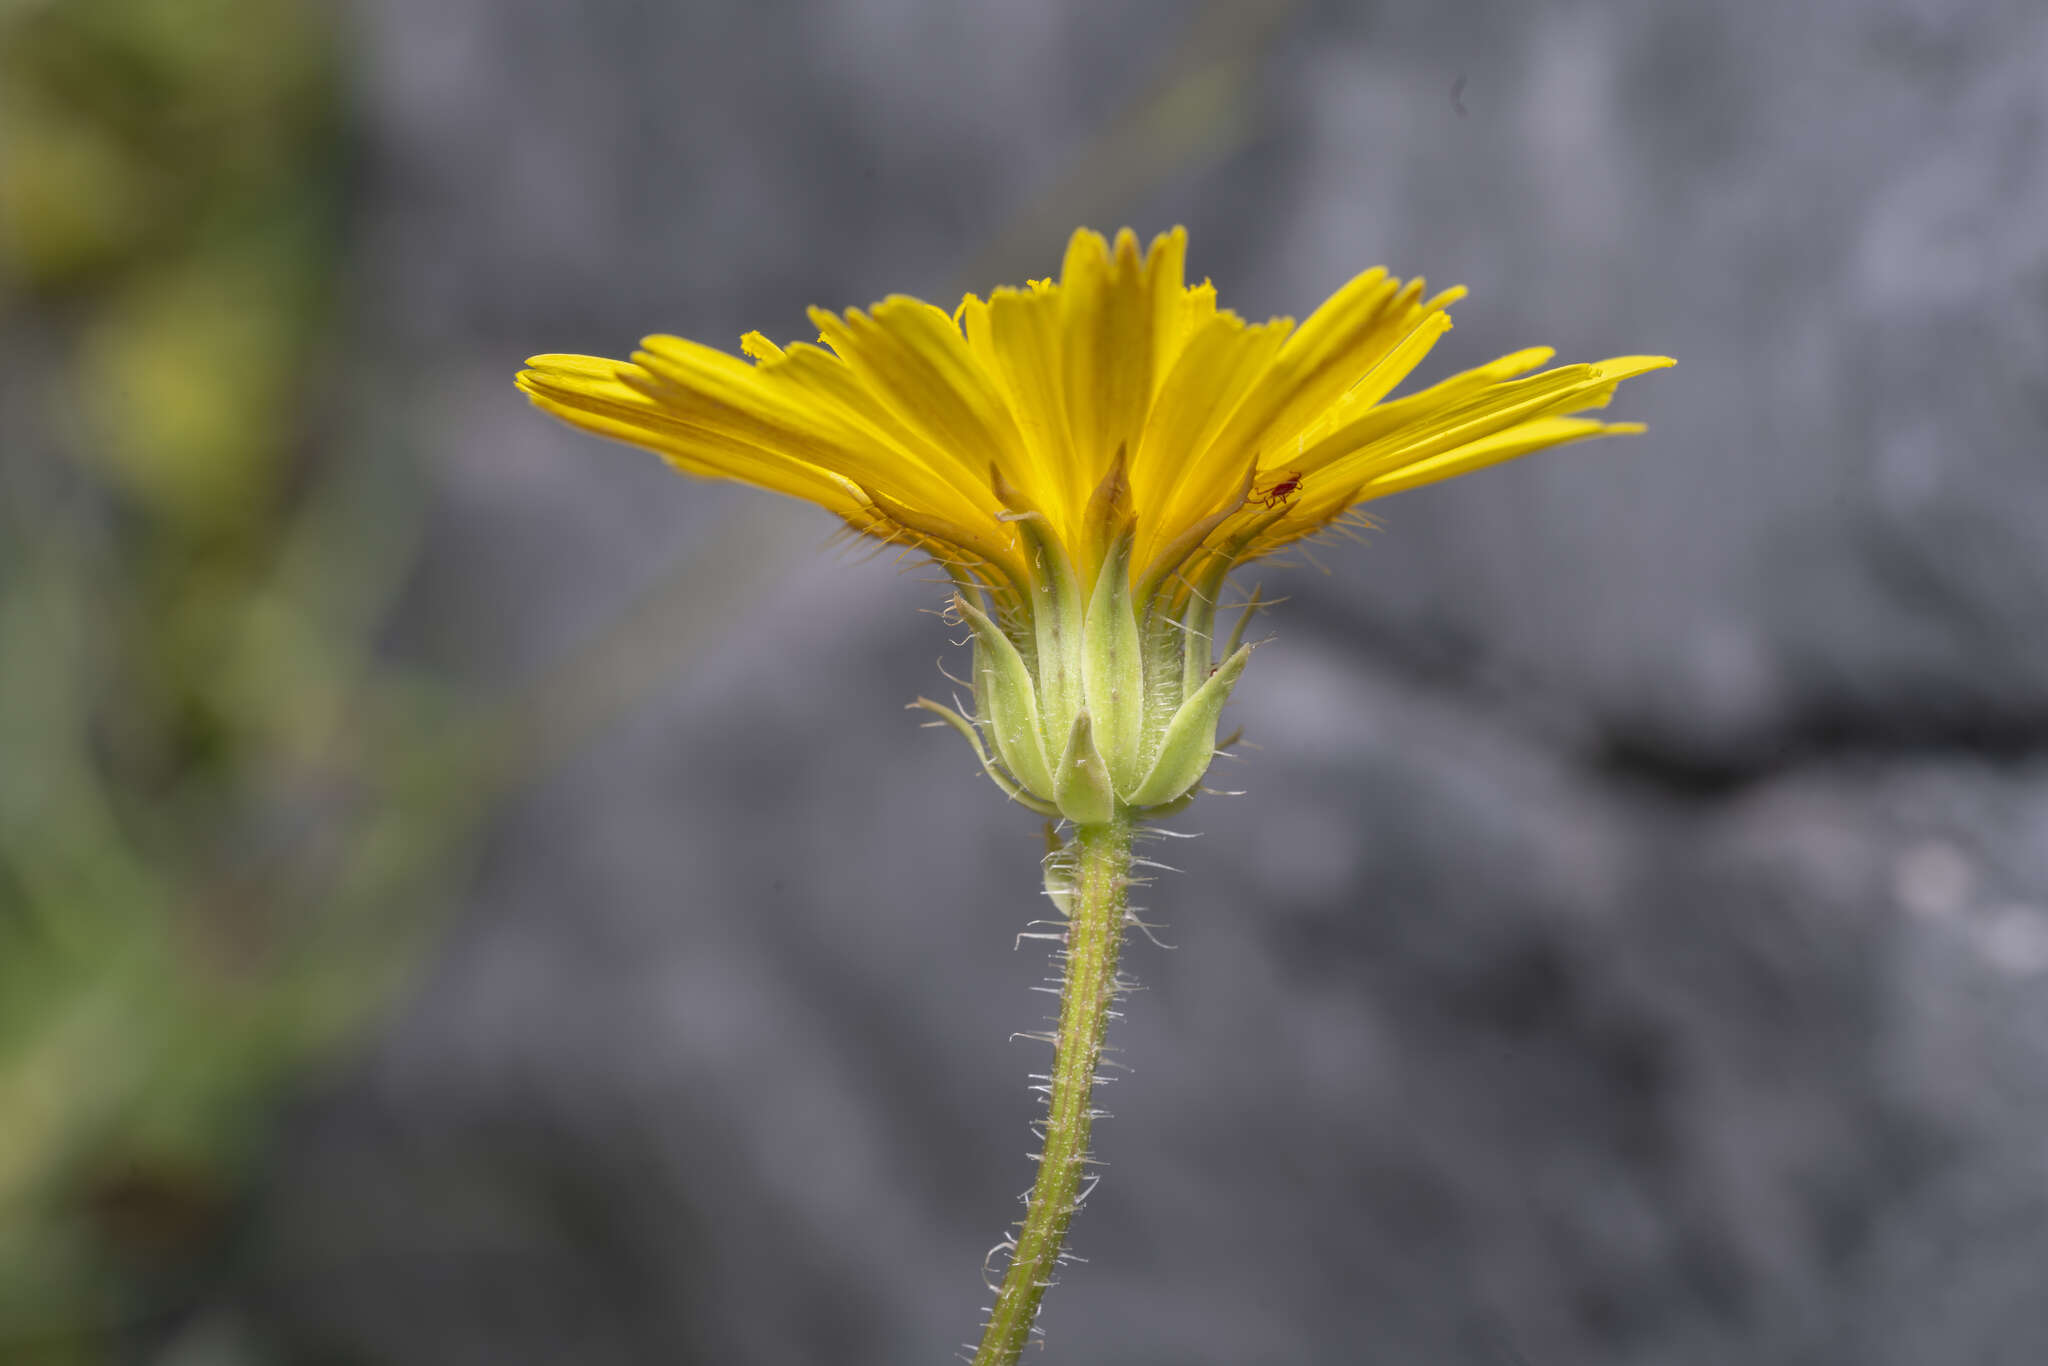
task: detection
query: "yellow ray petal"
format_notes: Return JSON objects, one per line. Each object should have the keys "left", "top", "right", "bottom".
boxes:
{"left": 1324, "top": 354, "right": 1674, "bottom": 489}
{"left": 518, "top": 358, "right": 865, "bottom": 513}
{"left": 807, "top": 298, "right": 1032, "bottom": 501}
{"left": 744, "top": 338, "right": 1003, "bottom": 525}
{"left": 1057, "top": 229, "right": 1159, "bottom": 533}
{"left": 967, "top": 284, "right": 1081, "bottom": 528}
{"left": 1360, "top": 415, "right": 1638, "bottom": 500}
{"left": 1141, "top": 227, "right": 1196, "bottom": 392}
{"left": 1206, "top": 267, "right": 1429, "bottom": 467}
{"left": 626, "top": 335, "right": 993, "bottom": 534}
{"left": 1292, "top": 346, "right": 1574, "bottom": 474}
{"left": 1127, "top": 310, "right": 1291, "bottom": 569}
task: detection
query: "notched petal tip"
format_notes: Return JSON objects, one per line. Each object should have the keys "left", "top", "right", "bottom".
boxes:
{"left": 1061, "top": 228, "right": 1112, "bottom": 286}
{"left": 1502, "top": 346, "right": 1558, "bottom": 373}
{"left": 515, "top": 358, "right": 655, "bottom": 409}
{"left": 1591, "top": 355, "right": 1677, "bottom": 380}
{"left": 522, "top": 352, "right": 630, "bottom": 375}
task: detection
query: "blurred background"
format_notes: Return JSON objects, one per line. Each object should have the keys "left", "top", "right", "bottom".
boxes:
{"left": 4, "top": 0, "right": 2047, "bottom": 1362}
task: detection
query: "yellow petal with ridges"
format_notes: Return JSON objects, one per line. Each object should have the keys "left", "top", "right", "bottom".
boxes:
{"left": 1127, "top": 310, "right": 1290, "bottom": 571}
{"left": 519, "top": 228, "right": 1670, "bottom": 618}
{"left": 972, "top": 284, "right": 1081, "bottom": 528}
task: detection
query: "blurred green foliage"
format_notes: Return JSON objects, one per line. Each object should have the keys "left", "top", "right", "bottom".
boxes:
{"left": 0, "top": 0, "right": 1291, "bottom": 1357}
{"left": 0, "top": 3, "right": 486, "bottom": 1359}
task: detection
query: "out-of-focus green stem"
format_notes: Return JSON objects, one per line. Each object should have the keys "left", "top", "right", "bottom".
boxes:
{"left": 972, "top": 817, "right": 1132, "bottom": 1366}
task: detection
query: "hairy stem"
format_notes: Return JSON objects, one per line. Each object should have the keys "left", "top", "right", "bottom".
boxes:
{"left": 972, "top": 817, "right": 1132, "bottom": 1365}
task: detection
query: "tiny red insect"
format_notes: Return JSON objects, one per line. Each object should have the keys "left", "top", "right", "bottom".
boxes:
{"left": 1255, "top": 471, "right": 1302, "bottom": 508}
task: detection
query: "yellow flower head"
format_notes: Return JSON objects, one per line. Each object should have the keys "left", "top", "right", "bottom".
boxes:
{"left": 520, "top": 227, "right": 1670, "bottom": 820}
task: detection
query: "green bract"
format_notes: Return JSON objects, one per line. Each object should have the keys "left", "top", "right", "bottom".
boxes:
{"left": 914, "top": 495, "right": 1259, "bottom": 824}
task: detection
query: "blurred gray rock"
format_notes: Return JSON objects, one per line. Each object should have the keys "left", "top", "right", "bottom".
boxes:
{"left": 1254, "top": 0, "right": 2048, "bottom": 766}
{"left": 243, "top": 1, "right": 2048, "bottom": 1363}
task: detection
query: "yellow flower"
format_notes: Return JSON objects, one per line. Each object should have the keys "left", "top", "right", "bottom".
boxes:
{"left": 520, "top": 227, "right": 1670, "bottom": 821}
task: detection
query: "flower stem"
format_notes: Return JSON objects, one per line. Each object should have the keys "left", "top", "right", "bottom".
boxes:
{"left": 972, "top": 816, "right": 1132, "bottom": 1366}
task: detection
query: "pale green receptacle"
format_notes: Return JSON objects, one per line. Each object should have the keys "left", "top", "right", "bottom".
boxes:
{"left": 913, "top": 518, "right": 1257, "bottom": 825}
